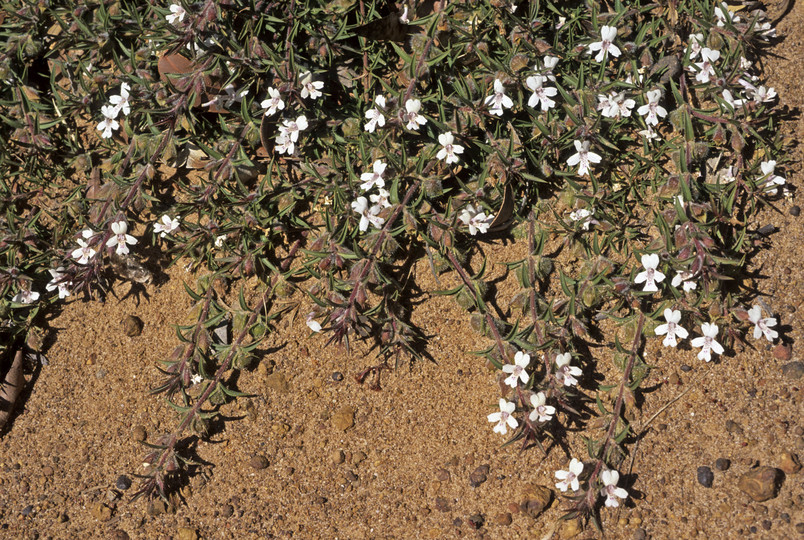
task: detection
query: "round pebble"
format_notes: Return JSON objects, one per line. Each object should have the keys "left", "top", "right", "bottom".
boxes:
{"left": 697, "top": 466, "right": 714, "bottom": 488}
{"left": 131, "top": 425, "right": 147, "bottom": 442}
{"left": 790, "top": 205, "right": 801, "bottom": 217}
{"left": 115, "top": 475, "right": 132, "bottom": 491}
{"left": 715, "top": 458, "right": 731, "bottom": 471}
{"left": 331, "top": 371, "right": 344, "bottom": 381}
{"left": 122, "top": 315, "right": 144, "bottom": 337}
{"left": 249, "top": 455, "right": 269, "bottom": 470}
{"left": 680, "top": 364, "right": 692, "bottom": 372}
{"left": 633, "top": 527, "right": 647, "bottom": 540}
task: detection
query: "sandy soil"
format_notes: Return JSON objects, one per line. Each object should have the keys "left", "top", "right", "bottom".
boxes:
{"left": 1, "top": 2, "right": 803, "bottom": 539}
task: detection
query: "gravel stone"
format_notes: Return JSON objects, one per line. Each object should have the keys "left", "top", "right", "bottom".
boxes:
{"left": 468, "top": 464, "right": 490, "bottom": 487}
{"left": 115, "top": 475, "right": 132, "bottom": 491}
{"left": 781, "top": 361, "right": 804, "bottom": 379}
{"left": 122, "top": 315, "right": 144, "bottom": 337}
{"left": 249, "top": 455, "right": 269, "bottom": 470}
{"left": 715, "top": 458, "right": 731, "bottom": 471}
{"left": 737, "top": 467, "right": 782, "bottom": 502}
{"left": 697, "top": 466, "right": 714, "bottom": 488}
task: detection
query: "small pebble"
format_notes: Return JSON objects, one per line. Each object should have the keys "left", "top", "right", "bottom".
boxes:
{"left": 790, "top": 205, "right": 801, "bottom": 216}
{"left": 697, "top": 466, "right": 714, "bottom": 488}
{"left": 680, "top": 364, "right": 692, "bottom": 372}
{"left": 797, "top": 523, "right": 804, "bottom": 534}
{"left": 21, "top": 505, "right": 33, "bottom": 517}
{"left": 115, "top": 475, "right": 132, "bottom": 491}
{"left": 779, "top": 452, "right": 801, "bottom": 474}
{"left": 436, "top": 468, "right": 450, "bottom": 482}
{"left": 330, "top": 450, "right": 345, "bottom": 465}
{"left": 435, "top": 497, "right": 450, "bottom": 512}
{"left": 122, "top": 315, "right": 144, "bottom": 337}
{"left": 467, "top": 513, "right": 485, "bottom": 529}
{"left": 715, "top": 458, "right": 731, "bottom": 471}
{"left": 494, "top": 512, "right": 512, "bottom": 526}
{"left": 761, "top": 519, "right": 771, "bottom": 531}
{"left": 633, "top": 528, "right": 647, "bottom": 540}
{"left": 780, "top": 512, "right": 790, "bottom": 523}
{"left": 42, "top": 465, "right": 54, "bottom": 477}
{"left": 131, "top": 425, "right": 147, "bottom": 442}
{"left": 249, "top": 455, "right": 269, "bottom": 470}
{"left": 222, "top": 504, "right": 234, "bottom": 517}
{"left": 468, "top": 464, "right": 490, "bottom": 488}
{"left": 668, "top": 373, "right": 680, "bottom": 385}
{"left": 331, "top": 371, "right": 344, "bottom": 381}
{"left": 781, "top": 361, "right": 804, "bottom": 379}
{"left": 725, "top": 420, "right": 743, "bottom": 434}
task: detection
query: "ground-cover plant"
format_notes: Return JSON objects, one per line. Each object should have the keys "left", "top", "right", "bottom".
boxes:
{"left": 0, "top": 0, "right": 790, "bottom": 530}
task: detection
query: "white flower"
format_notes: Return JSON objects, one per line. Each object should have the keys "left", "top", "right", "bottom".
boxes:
{"left": 487, "top": 398, "right": 518, "bottom": 435}
{"left": 722, "top": 166, "right": 737, "bottom": 184}
{"left": 739, "top": 79, "right": 777, "bottom": 104}
{"left": 693, "top": 48, "right": 720, "bottom": 84}
{"left": 190, "top": 373, "right": 203, "bottom": 385}
{"left": 364, "top": 94, "right": 387, "bottom": 132}
{"left": 457, "top": 204, "right": 494, "bottom": 236}
{"left": 109, "top": 82, "right": 131, "bottom": 117}
{"left": 598, "top": 92, "right": 635, "bottom": 119}
{"left": 529, "top": 392, "right": 555, "bottom": 423}
{"left": 71, "top": 237, "right": 96, "bottom": 265}
{"left": 588, "top": 25, "right": 621, "bottom": 63}
{"left": 279, "top": 115, "right": 308, "bottom": 144}
{"left": 106, "top": 220, "right": 138, "bottom": 256}
{"left": 555, "top": 352, "right": 582, "bottom": 387}
{"left": 306, "top": 312, "right": 322, "bottom": 333}
{"left": 274, "top": 132, "right": 294, "bottom": 155}
{"left": 638, "top": 126, "right": 660, "bottom": 141}
{"left": 261, "top": 87, "right": 285, "bottom": 116}
{"left": 351, "top": 196, "right": 384, "bottom": 232}
{"left": 369, "top": 188, "right": 392, "bottom": 210}
{"left": 97, "top": 105, "right": 119, "bottom": 139}
{"left": 687, "top": 33, "right": 705, "bottom": 59}
{"left": 555, "top": 458, "right": 584, "bottom": 492}
{"left": 721, "top": 89, "right": 744, "bottom": 109}
{"left": 404, "top": 99, "right": 427, "bottom": 131}
{"left": 634, "top": 253, "right": 665, "bottom": 292}
{"left": 436, "top": 132, "right": 464, "bottom": 165}
{"left": 214, "top": 234, "right": 227, "bottom": 248}
{"left": 637, "top": 90, "right": 667, "bottom": 127}
{"left": 12, "top": 289, "right": 39, "bottom": 304}
{"left": 484, "top": 79, "right": 513, "bottom": 116}
{"left": 153, "top": 215, "right": 180, "bottom": 237}
{"left": 671, "top": 271, "right": 697, "bottom": 292}
{"left": 166, "top": 3, "right": 186, "bottom": 24}
{"left": 759, "top": 160, "right": 786, "bottom": 195}
{"left": 360, "top": 160, "right": 387, "bottom": 191}
{"left": 600, "top": 470, "right": 629, "bottom": 508}
{"left": 654, "top": 308, "right": 689, "bottom": 348}
{"left": 756, "top": 22, "right": 776, "bottom": 40}
{"left": 714, "top": 2, "right": 739, "bottom": 27}
{"left": 202, "top": 83, "right": 248, "bottom": 109}
{"left": 538, "top": 55, "right": 559, "bottom": 81}
{"left": 691, "top": 322, "right": 724, "bottom": 362}
{"left": 566, "top": 140, "right": 602, "bottom": 177}
{"left": 569, "top": 208, "right": 598, "bottom": 230}
{"left": 747, "top": 305, "right": 778, "bottom": 342}
{"left": 526, "top": 74, "right": 557, "bottom": 111}
{"left": 46, "top": 267, "right": 72, "bottom": 300}
{"left": 740, "top": 56, "right": 752, "bottom": 71}
{"left": 502, "top": 351, "right": 531, "bottom": 388}
{"left": 299, "top": 71, "right": 323, "bottom": 100}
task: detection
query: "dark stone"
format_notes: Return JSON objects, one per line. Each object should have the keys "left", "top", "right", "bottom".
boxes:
{"left": 21, "top": 505, "right": 33, "bottom": 517}
{"left": 222, "top": 504, "right": 234, "bottom": 517}
{"left": 633, "top": 528, "right": 647, "bottom": 540}
{"left": 467, "top": 513, "right": 485, "bottom": 529}
{"left": 331, "top": 372, "right": 344, "bottom": 381}
{"left": 697, "top": 466, "right": 714, "bottom": 488}
{"left": 680, "top": 364, "right": 692, "bottom": 372}
{"left": 790, "top": 205, "right": 801, "bottom": 217}
{"left": 469, "top": 464, "right": 490, "bottom": 487}
{"left": 115, "top": 475, "right": 131, "bottom": 491}
{"left": 761, "top": 520, "right": 771, "bottom": 531}
{"left": 781, "top": 362, "right": 804, "bottom": 379}
{"left": 715, "top": 458, "right": 731, "bottom": 471}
